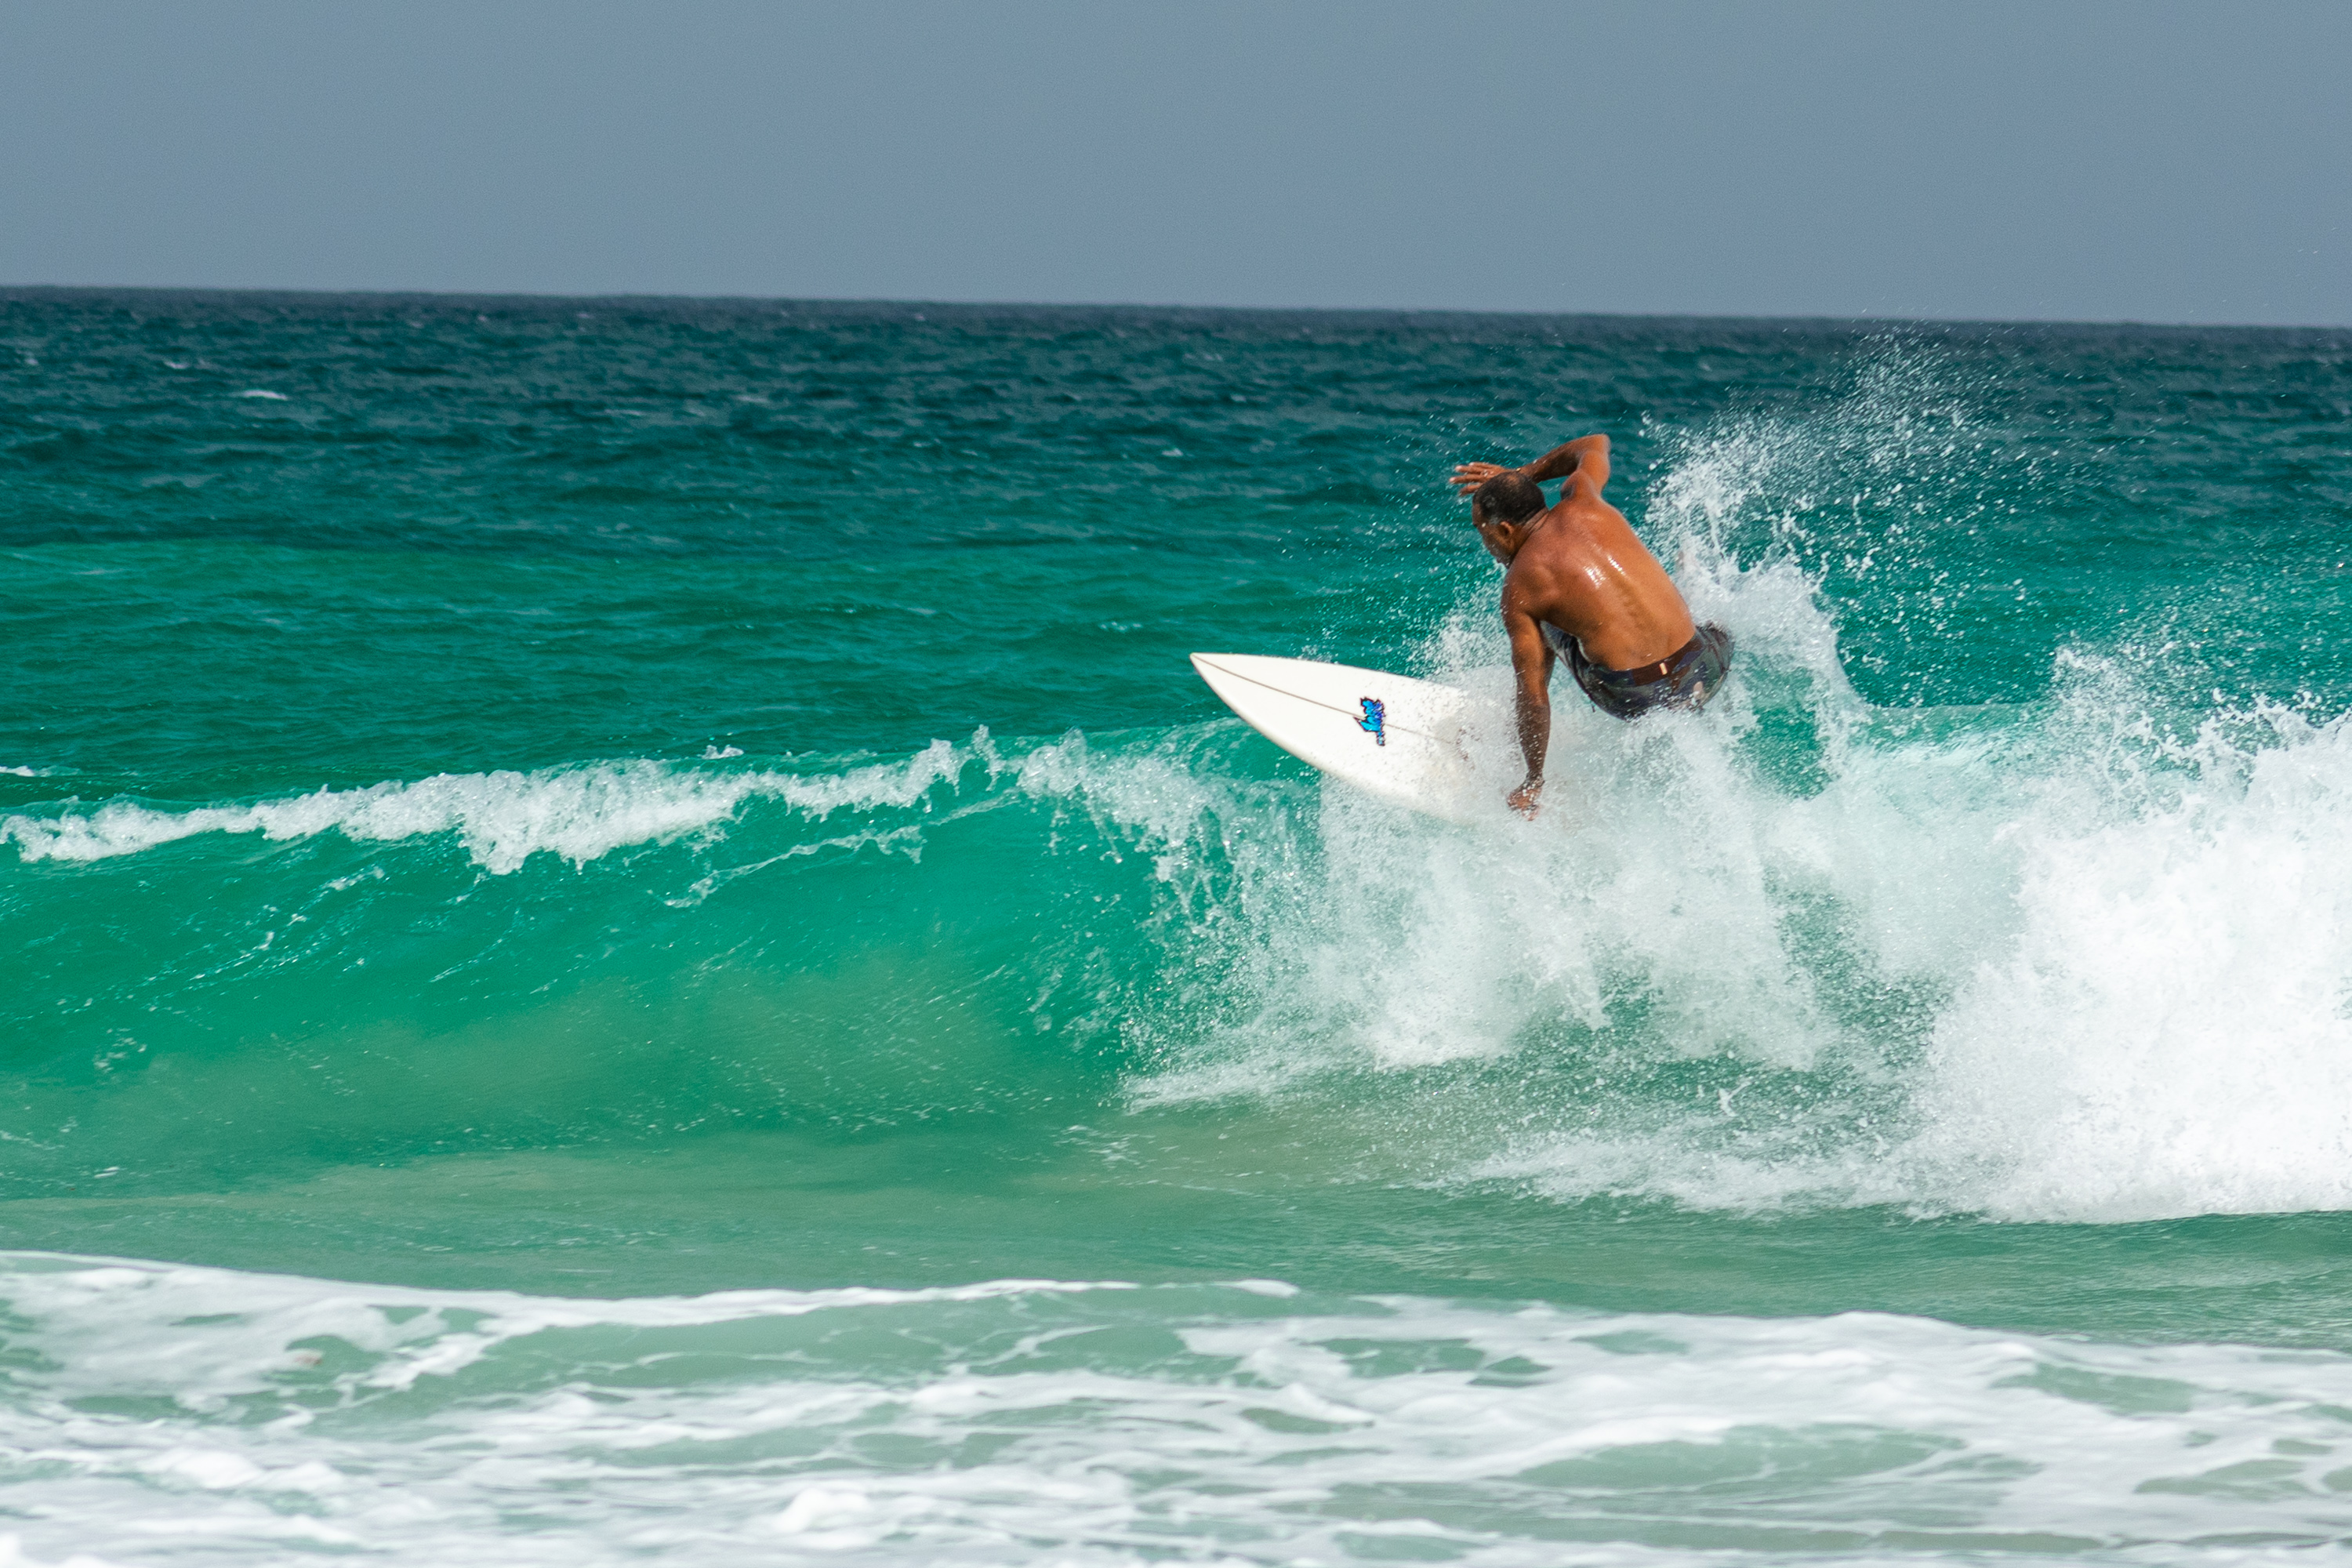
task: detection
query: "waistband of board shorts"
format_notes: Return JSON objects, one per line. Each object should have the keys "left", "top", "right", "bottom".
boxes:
{"left": 1575, "top": 626, "right": 1712, "bottom": 686}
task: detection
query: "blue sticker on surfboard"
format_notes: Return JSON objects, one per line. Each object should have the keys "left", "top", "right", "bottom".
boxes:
{"left": 1189, "top": 654, "right": 1486, "bottom": 823}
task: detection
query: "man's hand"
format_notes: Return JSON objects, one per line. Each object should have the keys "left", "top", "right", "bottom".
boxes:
{"left": 1450, "top": 461, "right": 1513, "bottom": 495}
{"left": 1506, "top": 779, "right": 1543, "bottom": 818}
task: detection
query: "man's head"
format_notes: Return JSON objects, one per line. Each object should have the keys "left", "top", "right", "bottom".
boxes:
{"left": 1471, "top": 471, "right": 1547, "bottom": 562}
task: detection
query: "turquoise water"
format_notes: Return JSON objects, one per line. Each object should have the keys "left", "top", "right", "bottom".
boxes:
{"left": 6, "top": 290, "right": 2352, "bottom": 1563}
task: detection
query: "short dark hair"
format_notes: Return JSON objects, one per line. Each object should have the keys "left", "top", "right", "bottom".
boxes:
{"left": 1472, "top": 471, "right": 1545, "bottom": 525}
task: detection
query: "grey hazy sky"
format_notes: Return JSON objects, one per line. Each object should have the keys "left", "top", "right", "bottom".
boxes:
{"left": 4, "top": 0, "right": 2347, "bottom": 323}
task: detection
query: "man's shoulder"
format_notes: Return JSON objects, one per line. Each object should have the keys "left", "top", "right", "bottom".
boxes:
{"left": 1557, "top": 488, "right": 1628, "bottom": 524}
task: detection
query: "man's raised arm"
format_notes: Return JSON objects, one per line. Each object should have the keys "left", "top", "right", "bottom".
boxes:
{"left": 1520, "top": 434, "right": 1610, "bottom": 494}
{"left": 1448, "top": 433, "right": 1610, "bottom": 499}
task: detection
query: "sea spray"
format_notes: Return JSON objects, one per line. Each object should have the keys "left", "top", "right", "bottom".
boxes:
{"left": 1127, "top": 391, "right": 2352, "bottom": 1225}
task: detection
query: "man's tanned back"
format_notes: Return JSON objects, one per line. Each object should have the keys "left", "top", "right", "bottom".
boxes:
{"left": 1450, "top": 434, "right": 1734, "bottom": 813}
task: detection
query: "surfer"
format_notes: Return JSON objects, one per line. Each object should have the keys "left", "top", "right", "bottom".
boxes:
{"left": 1451, "top": 435, "right": 1732, "bottom": 814}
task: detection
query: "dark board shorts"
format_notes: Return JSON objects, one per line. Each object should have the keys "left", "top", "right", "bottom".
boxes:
{"left": 1543, "top": 622, "right": 1735, "bottom": 721}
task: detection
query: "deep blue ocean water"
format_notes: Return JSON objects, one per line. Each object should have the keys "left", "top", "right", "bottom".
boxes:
{"left": 5, "top": 289, "right": 2352, "bottom": 1563}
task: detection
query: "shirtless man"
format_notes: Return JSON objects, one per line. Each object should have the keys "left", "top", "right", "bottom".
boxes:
{"left": 1450, "top": 434, "right": 1733, "bottom": 814}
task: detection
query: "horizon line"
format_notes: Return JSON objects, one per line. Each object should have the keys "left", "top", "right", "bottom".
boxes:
{"left": 3, "top": 283, "right": 2346, "bottom": 336}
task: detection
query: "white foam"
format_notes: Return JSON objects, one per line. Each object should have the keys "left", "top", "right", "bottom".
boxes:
{"left": 0, "top": 1536, "right": 123, "bottom": 1568}
{"left": 2, "top": 1252, "right": 2351, "bottom": 1565}
{"left": 1907, "top": 684, "right": 2352, "bottom": 1221}
{"left": 0, "top": 741, "right": 973, "bottom": 875}
{"left": 1362, "top": 634, "right": 2352, "bottom": 1225}
{"left": 1116, "top": 366, "right": 2352, "bottom": 1225}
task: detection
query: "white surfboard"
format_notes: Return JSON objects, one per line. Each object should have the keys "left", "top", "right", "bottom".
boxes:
{"left": 1190, "top": 652, "right": 1501, "bottom": 821}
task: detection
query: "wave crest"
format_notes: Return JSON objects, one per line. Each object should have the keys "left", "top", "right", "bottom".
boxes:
{"left": 1, "top": 739, "right": 971, "bottom": 874}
